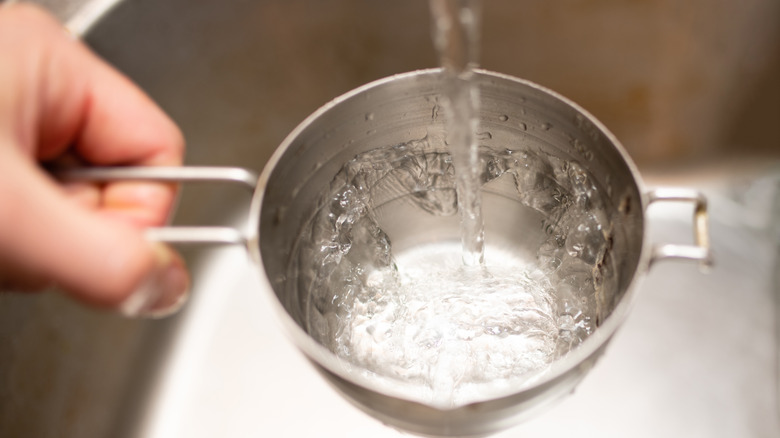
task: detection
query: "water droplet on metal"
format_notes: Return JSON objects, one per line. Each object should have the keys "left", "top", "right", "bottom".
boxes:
{"left": 365, "top": 112, "right": 375, "bottom": 121}
{"left": 541, "top": 122, "right": 552, "bottom": 131}
{"left": 498, "top": 114, "right": 509, "bottom": 122}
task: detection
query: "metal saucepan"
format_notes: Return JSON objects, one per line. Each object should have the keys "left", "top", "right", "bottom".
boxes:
{"left": 60, "top": 69, "right": 711, "bottom": 437}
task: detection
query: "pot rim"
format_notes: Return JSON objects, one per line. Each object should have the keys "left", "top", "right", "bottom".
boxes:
{"left": 250, "top": 68, "right": 654, "bottom": 409}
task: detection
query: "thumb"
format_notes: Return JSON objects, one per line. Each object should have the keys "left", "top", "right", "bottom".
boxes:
{"left": 0, "top": 146, "right": 189, "bottom": 317}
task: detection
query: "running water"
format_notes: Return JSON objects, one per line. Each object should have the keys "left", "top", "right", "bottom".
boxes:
{"left": 430, "top": 0, "right": 485, "bottom": 266}
{"left": 287, "top": 0, "right": 615, "bottom": 408}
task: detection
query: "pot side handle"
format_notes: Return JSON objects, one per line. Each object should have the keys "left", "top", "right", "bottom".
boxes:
{"left": 645, "top": 188, "right": 714, "bottom": 270}
{"left": 53, "top": 166, "right": 257, "bottom": 246}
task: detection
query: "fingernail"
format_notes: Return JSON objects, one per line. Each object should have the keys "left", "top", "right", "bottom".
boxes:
{"left": 119, "top": 244, "right": 190, "bottom": 318}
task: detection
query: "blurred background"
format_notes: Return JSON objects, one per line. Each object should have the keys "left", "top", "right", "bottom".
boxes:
{"left": 27, "top": 0, "right": 780, "bottom": 167}
{"left": 0, "top": 0, "right": 778, "bottom": 437}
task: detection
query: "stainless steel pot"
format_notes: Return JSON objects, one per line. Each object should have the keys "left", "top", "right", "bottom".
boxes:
{"left": 63, "top": 69, "right": 711, "bottom": 437}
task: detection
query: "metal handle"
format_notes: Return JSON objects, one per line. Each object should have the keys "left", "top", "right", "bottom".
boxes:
{"left": 54, "top": 166, "right": 258, "bottom": 245}
{"left": 646, "top": 188, "right": 713, "bottom": 269}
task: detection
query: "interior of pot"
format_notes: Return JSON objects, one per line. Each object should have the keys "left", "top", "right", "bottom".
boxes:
{"left": 258, "top": 69, "right": 645, "bottom": 406}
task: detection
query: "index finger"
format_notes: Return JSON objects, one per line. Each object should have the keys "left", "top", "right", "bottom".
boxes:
{"left": 2, "top": 5, "right": 185, "bottom": 226}
{"left": 1, "top": 5, "right": 185, "bottom": 167}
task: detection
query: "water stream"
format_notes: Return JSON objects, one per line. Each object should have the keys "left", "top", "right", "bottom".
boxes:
{"left": 430, "top": 0, "right": 485, "bottom": 266}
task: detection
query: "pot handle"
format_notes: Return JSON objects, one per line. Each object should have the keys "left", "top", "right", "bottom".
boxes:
{"left": 646, "top": 188, "right": 713, "bottom": 269}
{"left": 53, "top": 166, "right": 257, "bottom": 245}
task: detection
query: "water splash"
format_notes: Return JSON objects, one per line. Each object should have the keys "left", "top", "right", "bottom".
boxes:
{"left": 290, "top": 137, "right": 615, "bottom": 407}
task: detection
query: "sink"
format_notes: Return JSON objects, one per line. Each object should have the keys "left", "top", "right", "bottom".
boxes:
{"left": 143, "top": 174, "right": 780, "bottom": 438}
{"left": 1, "top": 0, "right": 778, "bottom": 436}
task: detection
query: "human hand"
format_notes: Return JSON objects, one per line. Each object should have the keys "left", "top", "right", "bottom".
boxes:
{"left": 0, "top": 4, "right": 189, "bottom": 317}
